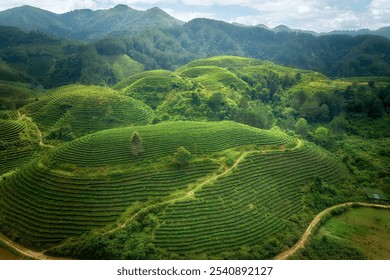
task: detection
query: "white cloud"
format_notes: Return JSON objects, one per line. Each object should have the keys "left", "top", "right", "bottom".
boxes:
{"left": 0, "top": 1, "right": 389, "bottom": 32}
{"left": 369, "top": 0, "right": 390, "bottom": 24}
{"left": 229, "top": 0, "right": 389, "bottom": 32}
{"left": 162, "top": 8, "right": 216, "bottom": 21}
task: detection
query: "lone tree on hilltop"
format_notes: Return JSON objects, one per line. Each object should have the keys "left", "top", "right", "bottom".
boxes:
{"left": 173, "top": 146, "right": 192, "bottom": 167}
{"left": 131, "top": 131, "right": 144, "bottom": 156}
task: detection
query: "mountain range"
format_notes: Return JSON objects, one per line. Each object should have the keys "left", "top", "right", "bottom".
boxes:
{"left": 0, "top": 5, "right": 183, "bottom": 41}
{"left": 1, "top": 5, "right": 389, "bottom": 41}
{"left": 0, "top": 4, "right": 390, "bottom": 88}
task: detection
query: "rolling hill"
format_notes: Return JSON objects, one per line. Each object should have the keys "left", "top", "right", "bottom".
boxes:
{"left": 0, "top": 53, "right": 388, "bottom": 260}
{"left": 20, "top": 85, "right": 154, "bottom": 138}
{"left": 0, "top": 121, "right": 347, "bottom": 259}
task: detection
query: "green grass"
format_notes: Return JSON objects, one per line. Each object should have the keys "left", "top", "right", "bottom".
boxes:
{"left": 308, "top": 207, "right": 390, "bottom": 259}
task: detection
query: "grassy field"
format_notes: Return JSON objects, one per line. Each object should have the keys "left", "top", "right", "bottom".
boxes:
{"left": 297, "top": 207, "right": 390, "bottom": 259}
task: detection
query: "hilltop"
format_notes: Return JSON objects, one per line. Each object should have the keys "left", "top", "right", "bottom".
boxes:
{"left": 0, "top": 121, "right": 348, "bottom": 259}
{"left": 20, "top": 84, "right": 154, "bottom": 139}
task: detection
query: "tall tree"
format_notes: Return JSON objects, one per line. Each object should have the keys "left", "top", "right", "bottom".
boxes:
{"left": 131, "top": 132, "right": 144, "bottom": 156}
{"left": 295, "top": 117, "right": 309, "bottom": 137}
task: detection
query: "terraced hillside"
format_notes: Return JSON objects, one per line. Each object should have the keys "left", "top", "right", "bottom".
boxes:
{"left": 154, "top": 142, "right": 345, "bottom": 255}
{"left": 0, "top": 117, "right": 40, "bottom": 175}
{"left": 0, "top": 121, "right": 348, "bottom": 258}
{"left": 20, "top": 85, "right": 154, "bottom": 138}
{"left": 113, "top": 56, "right": 351, "bottom": 125}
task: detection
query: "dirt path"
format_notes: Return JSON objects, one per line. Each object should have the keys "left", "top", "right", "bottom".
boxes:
{"left": 274, "top": 202, "right": 390, "bottom": 260}
{"left": 17, "top": 110, "right": 54, "bottom": 148}
{"left": 0, "top": 233, "right": 68, "bottom": 260}
{"left": 105, "top": 153, "right": 248, "bottom": 235}
{"left": 1, "top": 198, "right": 388, "bottom": 260}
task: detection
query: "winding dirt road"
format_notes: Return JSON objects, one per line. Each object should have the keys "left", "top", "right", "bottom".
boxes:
{"left": 274, "top": 202, "right": 390, "bottom": 260}
{"left": 1, "top": 201, "right": 388, "bottom": 260}
{"left": 0, "top": 233, "right": 67, "bottom": 260}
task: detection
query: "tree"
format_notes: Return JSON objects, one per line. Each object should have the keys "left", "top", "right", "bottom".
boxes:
{"left": 314, "top": 127, "right": 329, "bottom": 146}
{"left": 130, "top": 132, "right": 144, "bottom": 156}
{"left": 295, "top": 117, "right": 309, "bottom": 137}
{"left": 173, "top": 146, "right": 192, "bottom": 166}
{"left": 330, "top": 114, "right": 349, "bottom": 135}
{"left": 208, "top": 92, "right": 225, "bottom": 111}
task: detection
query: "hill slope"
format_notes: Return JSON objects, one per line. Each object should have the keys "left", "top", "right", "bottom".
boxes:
{"left": 20, "top": 85, "right": 154, "bottom": 139}
{"left": 0, "top": 121, "right": 347, "bottom": 259}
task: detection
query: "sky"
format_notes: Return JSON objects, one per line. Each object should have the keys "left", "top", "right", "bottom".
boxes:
{"left": 0, "top": 0, "right": 389, "bottom": 32}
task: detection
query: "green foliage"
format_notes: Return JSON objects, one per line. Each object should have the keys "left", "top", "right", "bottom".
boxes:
{"left": 0, "top": 51, "right": 389, "bottom": 260}
{"left": 330, "top": 114, "right": 349, "bottom": 135}
{"left": 95, "top": 39, "right": 127, "bottom": 56}
{"left": 172, "top": 146, "right": 192, "bottom": 166}
{"left": 130, "top": 132, "right": 144, "bottom": 156}
{"left": 0, "top": 121, "right": 317, "bottom": 252}
{"left": 155, "top": 142, "right": 347, "bottom": 257}
{"left": 298, "top": 235, "right": 366, "bottom": 260}
{"left": 314, "top": 127, "right": 329, "bottom": 146}
{"left": 294, "top": 117, "right": 309, "bottom": 137}
{"left": 46, "top": 124, "right": 76, "bottom": 141}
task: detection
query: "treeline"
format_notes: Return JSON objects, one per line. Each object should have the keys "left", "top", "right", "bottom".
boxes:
{"left": 0, "top": 28, "right": 116, "bottom": 87}
{"left": 2, "top": 19, "right": 390, "bottom": 88}
{"left": 104, "top": 19, "right": 390, "bottom": 77}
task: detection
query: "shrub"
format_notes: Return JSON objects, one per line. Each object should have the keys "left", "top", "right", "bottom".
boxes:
{"left": 172, "top": 146, "right": 192, "bottom": 166}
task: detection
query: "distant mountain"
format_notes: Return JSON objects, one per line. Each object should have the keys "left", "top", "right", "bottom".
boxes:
{"left": 261, "top": 24, "right": 390, "bottom": 39}
{"left": 1, "top": 6, "right": 390, "bottom": 86}
{"left": 0, "top": 5, "right": 183, "bottom": 40}
{"left": 323, "top": 27, "right": 390, "bottom": 39}
{"left": 1, "top": 5, "right": 389, "bottom": 41}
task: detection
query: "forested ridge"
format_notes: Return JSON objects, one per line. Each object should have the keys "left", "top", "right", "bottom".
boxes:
{"left": 0, "top": 5, "right": 390, "bottom": 88}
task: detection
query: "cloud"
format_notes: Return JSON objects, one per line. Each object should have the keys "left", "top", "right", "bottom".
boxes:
{"left": 369, "top": 0, "right": 390, "bottom": 26}
{"left": 228, "top": 0, "right": 389, "bottom": 31}
{"left": 162, "top": 8, "right": 216, "bottom": 21}
{"left": 0, "top": 0, "right": 388, "bottom": 32}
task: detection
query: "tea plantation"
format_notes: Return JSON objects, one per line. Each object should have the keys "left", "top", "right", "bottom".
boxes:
{"left": 0, "top": 55, "right": 388, "bottom": 260}
{"left": 0, "top": 121, "right": 347, "bottom": 257}
{"left": 20, "top": 85, "right": 154, "bottom": 138}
